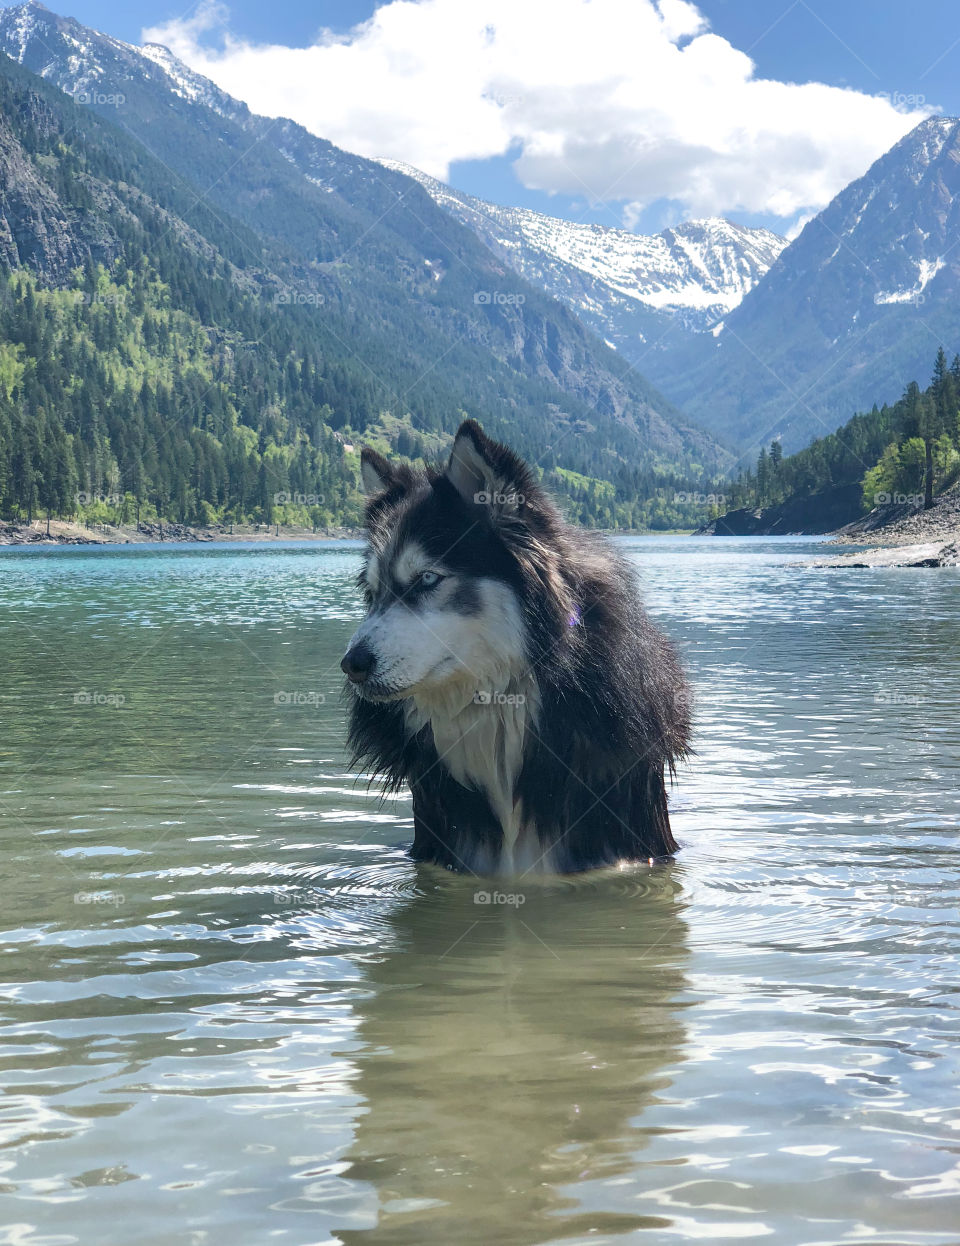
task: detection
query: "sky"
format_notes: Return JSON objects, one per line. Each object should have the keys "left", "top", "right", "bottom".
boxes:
{"left": 8, "top": 0, "right": 960, "bottom": 236}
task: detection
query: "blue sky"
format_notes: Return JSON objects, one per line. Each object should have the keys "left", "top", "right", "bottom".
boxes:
{"left": 8, "top": 0, "right": 960, "bottom": 235}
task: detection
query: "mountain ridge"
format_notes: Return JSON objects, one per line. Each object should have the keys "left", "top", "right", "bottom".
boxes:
{"left": 379, "top": 158, "right": 785, "bottom": 345}
{"left": 639, "top": 115, "right": 960, "bottom": 453}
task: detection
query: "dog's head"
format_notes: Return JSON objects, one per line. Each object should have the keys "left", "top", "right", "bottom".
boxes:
{"left": 341, "top": 420, "right": 569, "bottom": 704}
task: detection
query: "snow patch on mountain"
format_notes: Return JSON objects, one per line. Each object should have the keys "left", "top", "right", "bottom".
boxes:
{"left": 139, "top": 42, "right": 211, "bottom": 105}
{"left": 3, "top": 0, "right": 48, "bottom": 62}
{"left": 135, "top": 40, "right": 247, "bottom": 121}
{"left": 874, "top": 256, "right": 945, "bottom": 304}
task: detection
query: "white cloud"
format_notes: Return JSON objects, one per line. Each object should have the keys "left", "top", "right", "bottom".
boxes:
{"left": 142, "top": 0, "right": 931, "bottom": 226}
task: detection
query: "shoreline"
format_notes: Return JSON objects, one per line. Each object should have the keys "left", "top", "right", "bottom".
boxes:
{"left": 0, "top": 520, "right": 703, "bottom": 547}
{"left": 7, "top": 510, "right": 958, "bottom": 565}
{"left": 0, "top": 519, "right": 364, "bottom": 547}
{"left": 699, "top": 483, "right": 960, "bottom": 567}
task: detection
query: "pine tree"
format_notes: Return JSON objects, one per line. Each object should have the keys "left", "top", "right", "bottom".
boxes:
{"left": 926, "top": 347, "right": 951, "bottom": 508}
{"left": 756, "top": 446, "right": 769, "bottom": 507}
{"left": 769, "top": 439, "right": 783, "bottom": 504}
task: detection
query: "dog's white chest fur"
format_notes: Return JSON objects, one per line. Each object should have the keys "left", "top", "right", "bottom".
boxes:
{"left": 404, "top": 676, "right": 543, "bottom": 874}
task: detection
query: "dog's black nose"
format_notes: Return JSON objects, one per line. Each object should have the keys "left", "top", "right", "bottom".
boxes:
{"left": 341, "top": 642, "right": 376, "bottom": 684}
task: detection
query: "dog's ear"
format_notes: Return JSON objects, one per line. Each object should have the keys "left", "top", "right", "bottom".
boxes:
{"left": 445, "top": 421, "right": 492, "bottom": 502}
{"left": 360, "top": 448, "right": 394, "bottom": 497}
{"left": 443, "top": 420, "right": 528, "bottom": 515}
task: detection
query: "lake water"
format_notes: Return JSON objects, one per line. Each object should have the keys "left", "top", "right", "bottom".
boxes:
{"left": 1, "top": 536, "right": 958, "bottom": 1246}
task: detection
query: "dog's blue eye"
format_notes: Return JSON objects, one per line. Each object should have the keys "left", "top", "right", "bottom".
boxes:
{"left": 418, "top": 571, "right": 443, "bottom": 589}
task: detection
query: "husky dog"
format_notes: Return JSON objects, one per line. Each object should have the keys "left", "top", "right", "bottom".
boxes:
{"left": 341, "top": 420, "right": 690, "bottom": 875}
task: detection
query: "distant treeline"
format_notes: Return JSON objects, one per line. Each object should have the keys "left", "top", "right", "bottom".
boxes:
{"left": 0, "top": 260, "right": 721, "bottom": 532}
{"left": 725, "top": 347, "right": 960, "bottom": 513}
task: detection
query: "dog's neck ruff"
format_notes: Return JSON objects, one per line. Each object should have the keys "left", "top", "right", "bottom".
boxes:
{"left": 404, "top": 672, "right": 546, "bottom": 874}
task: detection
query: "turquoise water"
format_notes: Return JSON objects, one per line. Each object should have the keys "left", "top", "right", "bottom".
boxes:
{"left": 1, "top": 536, "right": 958, "bottom": 1245}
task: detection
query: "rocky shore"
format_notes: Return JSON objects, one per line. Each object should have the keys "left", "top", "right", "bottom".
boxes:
{"left": 698, "top": 480, "right": 960, "bottom": 556}
{"left": 794, "top": 483, "right": 960, "bottom": 568}
{"left": 805, "top": 540, "right": 960, "bottom": 568}
{"left": 0, "top": 520, "right": 363, "bottom": 546}
{"left": 830, "top": 483, "right": 960, "bottom": 547}
{"left": 801, "top": 484, "right": 959, "bottom": 567}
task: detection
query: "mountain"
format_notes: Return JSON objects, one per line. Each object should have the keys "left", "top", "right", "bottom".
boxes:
{"left": 639, "top": 117, "right": 960, "bottom": 453}
{"left": 0, "top": 0, "right": 730, "bottom": 504}
{"left": 380, "top": 159, "right": 785, "bottom": 347}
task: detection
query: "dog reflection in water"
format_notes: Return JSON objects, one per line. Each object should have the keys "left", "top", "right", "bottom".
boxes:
{"left": 333, "top": 871, "right": 689, "bottom": 1244}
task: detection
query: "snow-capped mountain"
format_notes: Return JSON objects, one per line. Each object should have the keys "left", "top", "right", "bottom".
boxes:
{"left": 640, "top": 116, "right": 960, "bottom": 452}
{"left": 0, "top": 3, "right": 254, "bottom": 126}
{"left": 380, "top": 160, "right": 786, "bottom": 343}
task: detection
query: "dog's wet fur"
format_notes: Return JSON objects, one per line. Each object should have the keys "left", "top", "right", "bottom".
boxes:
{"left": 342, "top": 419, "right": 690, "bottom": 875}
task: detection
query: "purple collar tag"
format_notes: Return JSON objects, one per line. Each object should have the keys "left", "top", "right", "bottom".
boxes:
{"left": 568, "top": 606, "right": 582, "bottom": 627}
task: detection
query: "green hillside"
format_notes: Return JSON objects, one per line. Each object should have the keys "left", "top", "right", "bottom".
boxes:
{"left": 724, "top": 347, "right": 960, "bottom": 516}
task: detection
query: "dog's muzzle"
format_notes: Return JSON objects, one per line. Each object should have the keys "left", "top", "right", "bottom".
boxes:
{"left": 341, "top": 640, "right": 376, "bottom": 684}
